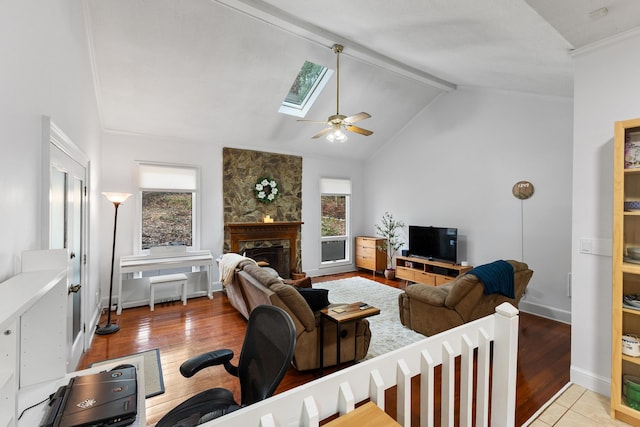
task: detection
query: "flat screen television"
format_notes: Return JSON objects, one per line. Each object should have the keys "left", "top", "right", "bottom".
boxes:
{"left": 408, "top": 225, "right": 458, "bottom": 264}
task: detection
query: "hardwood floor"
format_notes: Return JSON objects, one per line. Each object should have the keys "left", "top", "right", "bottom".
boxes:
{"left": 78, "top": 271, "right": 570, "bottom": 426}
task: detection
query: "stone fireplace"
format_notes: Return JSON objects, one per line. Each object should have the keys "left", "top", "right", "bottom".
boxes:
{"left": 222, "top": 148, "right": 303, "bottom": 275}
{"left": 225, "top": 222, "right": 303, "bottom": 278}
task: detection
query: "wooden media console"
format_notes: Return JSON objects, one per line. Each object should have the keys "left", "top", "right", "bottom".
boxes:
{"left": 395, "top": 255, "right": 472, "bottom": 286}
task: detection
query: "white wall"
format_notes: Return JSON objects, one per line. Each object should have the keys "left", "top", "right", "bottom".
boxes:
{"left": 0, "top": 1, "right": 102, "bottom": 311}
{"left": 100, "top": 133, "right": 366, "bottom": 294}
{"left": 363, "top": 87, "right": 574, "bottom": 322}
{"left": 100, "top": 132, "right": 222, "bottom": 297}
{"left": 570, "top": 29, "right": 640, "bottom": 396}
{"left": 300, "top": 155, "right": 365, "bottom": 277}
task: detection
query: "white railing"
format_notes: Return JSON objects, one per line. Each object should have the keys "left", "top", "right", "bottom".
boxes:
{"left": 201, "top": 302, "right": 520, "bottom": 427}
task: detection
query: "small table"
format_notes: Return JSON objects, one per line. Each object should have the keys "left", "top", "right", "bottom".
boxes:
{"left": 323, "top": 402, "right": 400, "bottom": 427}
{"left": 319, "top": 302, "right": 380, "bottom": 373}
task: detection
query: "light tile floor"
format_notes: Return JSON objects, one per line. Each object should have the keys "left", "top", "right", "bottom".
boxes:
{"left": 525, "top": 384, "right": 632, "bottom": 426}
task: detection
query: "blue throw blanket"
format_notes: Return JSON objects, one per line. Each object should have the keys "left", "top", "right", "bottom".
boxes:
{"left": 466, "top": 260, "right": 515, "bottom": 298}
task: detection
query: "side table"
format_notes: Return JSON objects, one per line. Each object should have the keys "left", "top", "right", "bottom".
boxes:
{"left": 323, "top": 402, "right": 400, "bottom": 427}
{"left": 319, "top": 302, "right": 380, "bottom": 373}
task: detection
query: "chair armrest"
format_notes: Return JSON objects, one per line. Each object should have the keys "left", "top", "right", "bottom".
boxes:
{"left": 180, "top": 349, "right": 235, "bottom": 378}
{"left": 405, "top": 284, "right": 449, "bottom": 306}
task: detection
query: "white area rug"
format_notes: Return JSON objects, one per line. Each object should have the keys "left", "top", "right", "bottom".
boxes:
{"left": 314, "top": 277, "right": 424, "bottom": 359}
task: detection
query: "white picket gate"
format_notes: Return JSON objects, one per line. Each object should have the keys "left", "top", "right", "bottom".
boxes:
{"left": 200, "top": 302, "right": 519, "bottom": 427}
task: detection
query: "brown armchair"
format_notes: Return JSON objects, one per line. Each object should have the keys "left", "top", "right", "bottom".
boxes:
{"left": 398, "top": 260, "right": 533, "bottom": 336}
{"left": 226, "top": 261, "right": 371, "bottom": 371}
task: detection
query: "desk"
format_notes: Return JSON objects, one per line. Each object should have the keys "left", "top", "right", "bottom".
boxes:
{"left": 19, "top": 358, "right": 146, "bottom": 426}
{"left": 117, "top": 249, "right": 213, "bottom": 314}
{"left": 323, "top": 402, "right": 400, "bottom": 427}
{"left": 319, "top": 302, "right": 380, "bottom": 374}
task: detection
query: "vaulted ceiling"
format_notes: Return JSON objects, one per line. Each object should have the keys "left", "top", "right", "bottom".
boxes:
{"left": 85, "top": 0, "right": 640, "bottom": 160}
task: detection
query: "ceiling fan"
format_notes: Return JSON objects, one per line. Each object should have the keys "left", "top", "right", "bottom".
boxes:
{"left": 298, "top": 44, "right": 373, "bottom": 143}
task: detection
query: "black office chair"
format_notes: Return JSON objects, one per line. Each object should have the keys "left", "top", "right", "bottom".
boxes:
{"left": 156, "top": 305, "right": 296, "bottom": 426}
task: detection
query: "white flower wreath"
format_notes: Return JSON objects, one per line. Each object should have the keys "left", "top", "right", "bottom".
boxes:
{"left": 254, "top": 177, "right": 279, "bottom": 204}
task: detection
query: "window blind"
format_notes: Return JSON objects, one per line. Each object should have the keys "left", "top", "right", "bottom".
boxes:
{"left": 138, "top": 163, "right": 197, "bottom": 191}
{"left": 320, "top": 178, "right": 351, "bottom": 195}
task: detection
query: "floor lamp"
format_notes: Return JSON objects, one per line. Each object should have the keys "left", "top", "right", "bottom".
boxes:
{"left": 96, "top": 192, "right": 132, "bottom": 335}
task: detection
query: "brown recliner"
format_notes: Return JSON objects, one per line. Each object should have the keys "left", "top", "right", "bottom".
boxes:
{"left": 227, "top": 262, "right": 371, "bottom": 371}
{"left": 224, "top": 258, "right": 258, "bottom": 320}
{"left": 398, "top": 260, "right": 533, "bottom": 336}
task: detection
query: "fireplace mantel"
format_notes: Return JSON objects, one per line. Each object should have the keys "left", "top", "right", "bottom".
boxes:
{"left": 226, "top": 221, "right": 303, "bottom": 233}
{"left": 225, "top": 222, "right": 303, "bottom": 274}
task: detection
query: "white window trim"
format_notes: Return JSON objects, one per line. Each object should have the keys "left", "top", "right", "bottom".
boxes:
{"left": 319, "top": 177, "right": 351, "bottom": 267}
{"left": 134, "top": 161, "right": 201, "bottom": 255}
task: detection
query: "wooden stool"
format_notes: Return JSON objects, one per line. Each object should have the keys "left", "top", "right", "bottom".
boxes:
{"left": 149, "top": 273, "right": 188, "bottom": 311}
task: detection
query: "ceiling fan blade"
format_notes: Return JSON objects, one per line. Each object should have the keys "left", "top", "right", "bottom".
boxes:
{"left": 346, "top": 125, "right": 373, "bottom": 136}
{"left": 344, "top": 112, "right": 371, "bottom": 124}
{"left": 311, "top": 127, "right": 333, "bottom": 139}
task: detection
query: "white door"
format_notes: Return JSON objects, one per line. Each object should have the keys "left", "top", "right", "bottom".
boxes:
{"left": 50, "top": 144, "right": 87, "bottom": 370}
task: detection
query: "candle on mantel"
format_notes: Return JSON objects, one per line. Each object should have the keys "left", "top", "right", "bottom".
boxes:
{"left": 263, "top": 215, "right": 274, "bottom": 223}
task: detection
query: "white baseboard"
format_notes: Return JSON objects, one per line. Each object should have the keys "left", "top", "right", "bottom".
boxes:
{"left": 306, "top": 264, "right": 357, "bottom": 278}
{"left": 570, "top": 365, "right": 611, "bottom": 397}
{"left": 519, "top": 300, "right": 571, "bottom": 324}
{"left": 85, "top": 306, "right": 101, "bottom": 354}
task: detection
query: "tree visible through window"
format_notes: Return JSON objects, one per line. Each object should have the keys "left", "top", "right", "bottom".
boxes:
{"left": 320, "top": 177, "right": 351, "bottom": 263}
{"left": 285, "top": 62, "right": 327, "bottom": 105}
{"left": 137, "top": 162, "right": 198, "bottom": 252}
{"left": 279, "top": 61, "right": 332, "bottom": 118}
{"left": 321, "top": 194, "right": 348, "bottom": 262}
{"left": 321, "top": 195, "right": 346, "bottom": 236}
{"left": 141, "top": 191, "right": 193, "bottom": 249}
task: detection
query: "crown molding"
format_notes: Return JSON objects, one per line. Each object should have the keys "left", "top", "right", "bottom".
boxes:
{"left": 570, "top": 26, "right": 640, "bottom": 57}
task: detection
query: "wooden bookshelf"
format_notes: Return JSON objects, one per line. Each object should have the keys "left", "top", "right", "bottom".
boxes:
{"left": 612, "top": 118, "right": 640, "bottom": 425}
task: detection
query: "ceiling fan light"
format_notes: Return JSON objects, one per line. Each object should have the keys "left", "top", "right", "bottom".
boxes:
{"left": 327, "top": 128, "right": 348, "bottom": 143}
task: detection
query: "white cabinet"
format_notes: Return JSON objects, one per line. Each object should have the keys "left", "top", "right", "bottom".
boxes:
{"left": 0, "top": 249, "right": 67, "bottom": 427}
{"left": 0, "top": 249, "right": 146, "bottom": 427}
{"left": 0, "top": 319, "right": 17, "bottom": 427}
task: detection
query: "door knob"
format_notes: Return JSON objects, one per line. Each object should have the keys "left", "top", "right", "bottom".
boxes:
{"left": 68, "top": 284, "right": 81, "bottom": 294}
{"left": 70, "top": 252, "right": 76, "bottom": 259}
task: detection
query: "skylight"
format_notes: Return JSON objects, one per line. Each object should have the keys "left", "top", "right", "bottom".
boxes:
{"left": 279, "top": 61, "right": 333, "bottom": 118}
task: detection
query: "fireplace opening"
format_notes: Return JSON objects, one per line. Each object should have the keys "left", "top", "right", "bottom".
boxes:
{"left": 243, "top": 244, "right": 290, "bottom": 278}
{"left": 226, "top": 222, "right": 303, "bottom": 278}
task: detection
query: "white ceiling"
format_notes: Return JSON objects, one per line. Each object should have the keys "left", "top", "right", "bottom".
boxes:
{"left": 85, "top": 0, "right": 640, "bottom": 160}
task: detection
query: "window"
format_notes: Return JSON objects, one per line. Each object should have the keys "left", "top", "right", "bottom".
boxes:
{"left": 138, "top": 163, "right": 199, "bottom": 251}
{"left": 320, "top": 178, "right": 351, "bottom": 264}
{"left": 141, "top": 192, "right": 192, "bottom": 249}
{"left": 279, "top": 61, "right": 333, "bottom": 118}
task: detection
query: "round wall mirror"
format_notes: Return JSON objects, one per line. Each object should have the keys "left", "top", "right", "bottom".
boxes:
{"left": 512, "top": 181, "right": 534, "bottom": 200}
